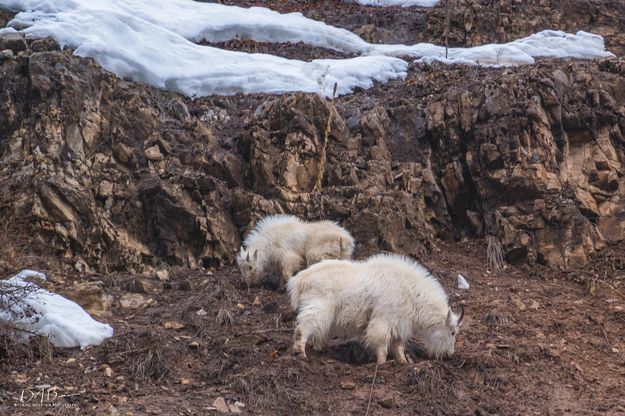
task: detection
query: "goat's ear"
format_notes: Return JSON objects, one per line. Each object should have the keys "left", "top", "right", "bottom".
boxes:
{"left": 253, "top": 249, "right": 258, "bottom": 260}
{"left": 446, "top": 308, "right": 453, "bottom": 326}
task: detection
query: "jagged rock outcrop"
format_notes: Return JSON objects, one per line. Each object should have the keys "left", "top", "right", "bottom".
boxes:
{"left": 242, "top": 93, "right": 438, "bottom": 257}
{"left": 244, "top": 59, "right": 625, "bottom": 268}
{"left": 0, "top": 30, "right": 624, "bottom": 273}
{"left": 0, "top": 40, "right": 243, "bottom": 272}
{"left": 404, "top": 60, "right": 625, "bottom": 267}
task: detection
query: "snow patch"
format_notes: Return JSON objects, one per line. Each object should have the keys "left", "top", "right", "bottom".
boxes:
{"left": 1, "top": 0, "right": 371, "bottom": 53}
{"left": 0, "top": 270, "right": 114, "bottom": 349}
{"left": 374, "top": 30, "right": 614, "bottom": 66}
{"left": 0, "top": 0, "right": 405, "bottom": 97}
{"left": 0, "top": 0, "right": 614, "bottom": 97}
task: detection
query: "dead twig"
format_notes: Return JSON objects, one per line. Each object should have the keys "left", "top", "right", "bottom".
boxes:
{"left": 365, "top": 363, "right": 379, "bottom": 416}
{"left": 588, "top": 315, "right": 610, "bottom": 346}
{"left": 235, "top": 328, "right": 291, "bottom": 336}
{"left": 592, "top": 317, "right": 610, "bottom": 345}
{"left": 118, "top": 347, "right": 151, "bottom": 355}
{"left": 314, "top": 82, "right": 337, "bottom": 192}
{"left": 595, "top": 280, "right": 625, "bottom": 300}
{"left": 598, "top": 322, "right": 610, "bottom": 345}
{"left": 444, "top": 0, "right": 451, "bottom": 59}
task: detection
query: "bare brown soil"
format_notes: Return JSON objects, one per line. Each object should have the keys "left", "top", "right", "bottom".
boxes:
{"left": 200, "top": 39, "right": 357, "bottom": 61}
{"left": 2, "top": 241, "right": 624, "bottom": 415}
{"left": 0, "top": 9, "right": 13, "bottom": 28}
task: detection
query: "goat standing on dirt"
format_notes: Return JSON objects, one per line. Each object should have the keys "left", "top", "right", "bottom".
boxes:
{"left": 236, "top": 214, "right": 355, "bottom": 288}
{"left": 287, "top": 254, "right": 464, "bottom": 363}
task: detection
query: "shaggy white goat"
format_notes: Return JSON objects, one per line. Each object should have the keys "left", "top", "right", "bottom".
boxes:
{"left": 236, "top": 214, "right": 355, "bottom": 288}
{"left": 287, "top": 254, "right": 464, "bottom": 363}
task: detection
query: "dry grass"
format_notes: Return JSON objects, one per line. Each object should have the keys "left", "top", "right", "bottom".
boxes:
{"left": 216, "top": 306, "right": 235, "bottom": 327}
{"left": 132, "top": 345, "right": 168, "bottom": 381}
{"left": 0, "top": 321, "right": 28, "bottom": 365}
{"left": 0, "top": 274, "right": 45, "bottom": 354}
{"left": 0, "top": 322, "right": 53, "bottom": 367}
{"left": 116, "top": 335, "right": 169, "bottom": 381}
{"left": 0, "top": 267, "right": 56, "bottom": 368}
{"left": 487, "top": 235, "right": 506, "bottom": 271}
{"left": 0, "top": 208, "right": 53, "bottom": 277}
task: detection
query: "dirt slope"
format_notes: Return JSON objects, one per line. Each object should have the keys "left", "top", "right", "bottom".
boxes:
{"left": 2, "top": 241, "right": 625, "bottom": 415}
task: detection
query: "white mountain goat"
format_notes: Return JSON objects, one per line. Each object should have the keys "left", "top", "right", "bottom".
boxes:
{"left": 287, "top": 254, "right": 464, "bottom": 363}
{"left": 236, "top": 214, "right": 355, "bottom": 288}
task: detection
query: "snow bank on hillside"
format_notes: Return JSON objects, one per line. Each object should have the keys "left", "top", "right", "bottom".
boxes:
{"left": 375, "top": 30, "right": 613, "bottom": 66}
{"left": 0, "top": 0, "right": 406, "bottom": 96}
{"left": 1, "top": 0, "right": 371, "bottom": 53}
{"left": 0, "top": 270, "right": 114, "bottom": 349}
{"left": 0, "top": 0, "right": 613, "bottom": 96}
{"left": 348, "top": 0, "right": 439, "bottom": 7}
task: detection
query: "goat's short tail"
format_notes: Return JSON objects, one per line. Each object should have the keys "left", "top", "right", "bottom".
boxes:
{"left": 287, "top": 273, "right": 303, "bottom": 311}
{"left": 339, "top": 235, "right": 355, "bottom": 259}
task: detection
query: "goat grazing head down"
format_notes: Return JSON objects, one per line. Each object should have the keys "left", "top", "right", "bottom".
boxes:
{"left": 236, "top": 247, "right": 263, "bottom": 287}
{"left": 421, "top": 306, "right": 465, "bottom": 359}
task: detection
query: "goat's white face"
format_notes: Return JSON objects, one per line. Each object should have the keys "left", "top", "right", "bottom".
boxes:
{"left": 422, "top": 307, "right": 464, "bottom": 360}
{"left": 236, "top": 248, "right": 262, "bottom": 286}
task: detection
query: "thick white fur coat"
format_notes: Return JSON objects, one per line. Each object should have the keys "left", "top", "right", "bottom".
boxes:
{"left": 237, "top": 214, "right": 355, "bottom": 287}
{"left": 287, "top": 254, "right": 461, "bottom": 363}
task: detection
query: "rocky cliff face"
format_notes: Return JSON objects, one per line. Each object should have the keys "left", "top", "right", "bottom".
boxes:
{"left": 0, "top": 42, "right": 242, "bottom": 273}
{"left": 396, "top": 60, "right": 625, "bottom": 268}
{"left": 245, "top": 59, "right": 625, "bottom": 269}
{"left": 1, "top": 30, "right": 624, "bottom": 273}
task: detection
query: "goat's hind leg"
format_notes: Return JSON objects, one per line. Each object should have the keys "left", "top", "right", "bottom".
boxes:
{"left": 292, "top": 301, "right": 333, "bottom": 358}
{"left": 292, "top": 324, "right": 310, "bottom": 358}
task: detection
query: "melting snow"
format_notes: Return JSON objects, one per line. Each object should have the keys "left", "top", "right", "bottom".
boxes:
{"left": 403, "top": 30, "right": 614, "bottom": 66}
{"left": 0, "top": 0, "right": 614, "bottom": 96}
{"left": 0, "top": 0, "right": 404, "bottom": 96}
{"left": 0, "top": 270, "right": 113, "bottom": 348}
